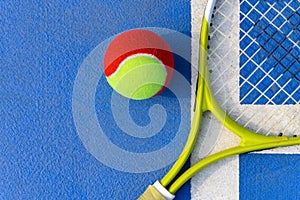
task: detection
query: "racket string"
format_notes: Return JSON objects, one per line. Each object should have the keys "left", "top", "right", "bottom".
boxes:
{"left": 207, "top": 0, "right": 300, "bottom": 137}
{"left": 239, "top": 0, "right": 298, "bottom": 104}
{"left": 161, "top": 0, "right": 300, "bottom": 196}
{"left": 239, "top": 0, "right": 299, "bottom": 104}
{"left": 253, "top": 13, "right": 300, "bottom": 83}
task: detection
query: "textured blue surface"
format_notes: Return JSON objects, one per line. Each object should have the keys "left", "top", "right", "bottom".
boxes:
{"left": 240, "top": 154, "right": 300, "bottom": 200}
{"left": 0, "top": 1, "right": 191, "bottom": 199}
{"left": 3, "top": 0, "right": 300, "bottom": 199}
{"left": 240, "top": 0, "right": 300, "bottom": 104}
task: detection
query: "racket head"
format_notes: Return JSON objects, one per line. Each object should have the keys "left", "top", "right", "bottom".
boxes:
{"left": 194, "top": 0, "right": 300, "bottom": 156}
{"left": 190, "top": 0, "right": 300, "bottom": 198}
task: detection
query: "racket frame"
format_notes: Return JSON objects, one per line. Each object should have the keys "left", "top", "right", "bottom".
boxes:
{"left": 162, "top": 0, "right": 300, "bottom": 194}
{"left": 139, "top": 0, "right": 300, "bottom": 198}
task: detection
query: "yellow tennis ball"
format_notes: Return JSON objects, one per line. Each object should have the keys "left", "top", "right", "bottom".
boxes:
{"left": 103, "top": 29, "right": 174, "bottom": 100}
{"left": 106, "top": 54, "right": 167, "bottom": 100}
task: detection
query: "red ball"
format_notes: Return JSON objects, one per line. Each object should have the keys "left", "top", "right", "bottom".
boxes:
{"left": 103, "top": 29, "right": 174, "bottom": 95}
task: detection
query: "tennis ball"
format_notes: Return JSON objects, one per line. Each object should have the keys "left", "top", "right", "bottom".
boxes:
{"left": 103, "top": 29, "right": 174, "bottom": 100}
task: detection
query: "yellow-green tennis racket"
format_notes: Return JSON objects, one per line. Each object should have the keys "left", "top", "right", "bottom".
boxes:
{"left": 139, "top": 0, "right": 300, "bottom": 199}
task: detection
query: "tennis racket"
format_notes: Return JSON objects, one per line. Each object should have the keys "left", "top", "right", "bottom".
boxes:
{"left": 138, "top": 0, "right": 300, "bottom": 199}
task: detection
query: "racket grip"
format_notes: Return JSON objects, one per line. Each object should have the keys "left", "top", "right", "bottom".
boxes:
{"left": 138, "top": 181, "right": 175, "bottom": 200}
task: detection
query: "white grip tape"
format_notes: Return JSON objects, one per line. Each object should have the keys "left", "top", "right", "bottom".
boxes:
{"left": 153, "top": 181, "right": 175, "bottom": 200}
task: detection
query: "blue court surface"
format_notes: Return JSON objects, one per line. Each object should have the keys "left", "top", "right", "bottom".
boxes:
{"left": 1, "top": 1, "right": 299, "bottom": 200}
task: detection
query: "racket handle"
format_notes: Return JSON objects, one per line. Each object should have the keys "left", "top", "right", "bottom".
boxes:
{"left": 138, "top": 181, "right": 175, "bottom": 200}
